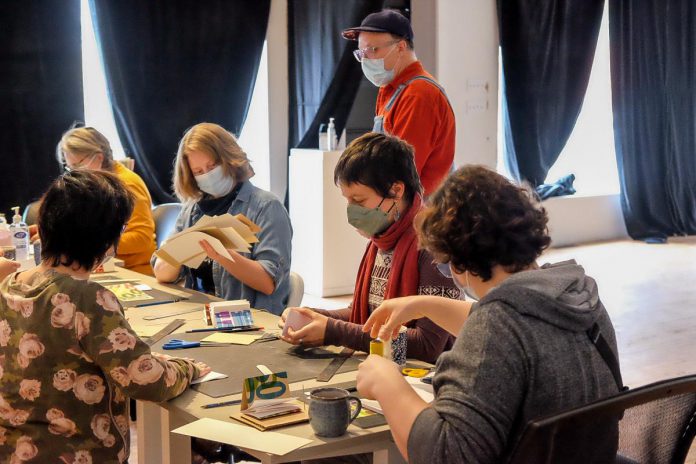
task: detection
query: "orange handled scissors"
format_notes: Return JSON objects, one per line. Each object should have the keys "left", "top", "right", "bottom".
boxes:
{"left": 402, "top": 368, "right": 430, "bottom": 378}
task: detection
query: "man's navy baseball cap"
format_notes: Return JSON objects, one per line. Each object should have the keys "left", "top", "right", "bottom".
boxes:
{"left": 342, "top": 10, "right": 413, "bottom": 41}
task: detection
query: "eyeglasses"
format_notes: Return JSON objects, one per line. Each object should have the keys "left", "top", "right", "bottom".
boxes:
{"left": 353, "top": 40, "right": 400, "bottom": 62}
{"left": 63, "top": 152, "right": 98, "bottom": 172}
{"left": 435, "top": 262, "right": 452, "bottom": 279}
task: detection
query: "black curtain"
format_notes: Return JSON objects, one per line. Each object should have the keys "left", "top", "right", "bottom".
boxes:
{"left": 0, "top": 0, "right": 83, "bottom": 215}
{"left": 288, "top": 0, "right": 384, "bottom": 149}
{"left": 498, "top": 0, "right": 605, "bottom": 186}
{"left": 610, "top": 0, "right": 696, "bottom": 239}
{"left": 90, "top": 0, "right": 271, "bottom": 203}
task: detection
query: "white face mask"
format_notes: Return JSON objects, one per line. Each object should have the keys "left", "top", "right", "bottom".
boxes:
{"left": 194, "top": 165, "right": 235, "bottom": 198}
{"left": 361, "top": 45, "right": 398, "bottom": 87}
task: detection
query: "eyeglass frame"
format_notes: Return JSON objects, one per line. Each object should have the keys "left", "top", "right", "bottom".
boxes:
{"left": 435, "top": 262, "right": 453, "bottom": 279}
{"left": 62, "top": 152, "right": 100, "bottom": 172}
{"left": 352, "top": 39, "right": 401, "bottom": 62}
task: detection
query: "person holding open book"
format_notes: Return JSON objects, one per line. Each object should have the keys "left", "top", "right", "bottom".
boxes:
{"left": 152, "top": 123, "right": 292, "bottom": 315}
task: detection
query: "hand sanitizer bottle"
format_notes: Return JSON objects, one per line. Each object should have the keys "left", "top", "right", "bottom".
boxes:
{"left": 10, "top": 207, "right": 29, "bottom": 261}
{"left": 327, "top": 118, "right": 336, "bottom": 151}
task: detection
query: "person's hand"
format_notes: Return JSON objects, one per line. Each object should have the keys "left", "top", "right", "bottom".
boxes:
{"left": 280, "top": 307, "right": 327, "bottom": 347}
{"left": 28, "top": 225, "right": 39, "bottom": 243}
{"left": 198, "top": 240, "right": 236, "bottom": 266}
{"left": 277, "top": 307, "right": 292, "bottom": 329}
{"left": 356, "top": 354, "right": 404, "bottom": 400}
{"left": 152, "top": 352, "right": 211, "bottom": 379}
{"left": 363, "top": 296, "right": 425, "bottom": 341}
{"left": 192, "top": 361, "right": 212, "bottom": 379}
{"left": 0, "top": 258, "right": 20, "bottom": 280}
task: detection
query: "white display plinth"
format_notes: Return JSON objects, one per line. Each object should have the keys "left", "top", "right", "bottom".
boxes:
{"left": 289, "top": 149, "right": 368, "bottom": 297}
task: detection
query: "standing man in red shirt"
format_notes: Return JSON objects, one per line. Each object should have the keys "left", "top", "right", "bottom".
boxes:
{"left": 343, "top": 9, "right": 455, "bottom": 195}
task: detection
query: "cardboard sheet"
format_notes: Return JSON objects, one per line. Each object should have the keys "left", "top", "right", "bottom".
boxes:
{"left": 201, "top": 332, "right": 264, "bottom": 345}
{"left": 172, "top": 418, "right": 312, "bottom": 455}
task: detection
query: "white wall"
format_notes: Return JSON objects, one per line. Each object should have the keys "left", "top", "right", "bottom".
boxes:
{"left": 412, "top": 0, "right": 500, "bottom": 169}
{"left": 266, "top": 0, "right": 289, "bottom": 200}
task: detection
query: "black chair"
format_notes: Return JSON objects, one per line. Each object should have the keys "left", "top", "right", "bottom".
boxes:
{"left": 151, "top": 203, "right": 182, "bottom": 248}
{"left": 506, "top": 375, "right": 696, "bottom": 464}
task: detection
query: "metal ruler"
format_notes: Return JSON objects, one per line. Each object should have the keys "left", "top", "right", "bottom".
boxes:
{"left": 316, "top": 348, "right": 355, "bottom": 382}
{"left": 145, "top": 319, "right": 186, "bottom": 346}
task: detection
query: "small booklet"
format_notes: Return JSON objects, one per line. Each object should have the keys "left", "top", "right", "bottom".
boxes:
{"left": 242, "top": 398, "right": 302, "bottom": 420}
{"left": 230, "top": 371, "right": 310, "bottom": 431}
{"left": 154, "top": 213, "right": 260, "bottom": 269}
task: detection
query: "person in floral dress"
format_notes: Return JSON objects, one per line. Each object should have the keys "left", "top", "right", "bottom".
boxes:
{"left": 0, "top": 170, "right": 210, "bottom": 463}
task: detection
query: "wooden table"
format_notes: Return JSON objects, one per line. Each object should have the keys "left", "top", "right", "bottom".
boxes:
{"left": 114, "top": 267, "right": 405, "bottom": 464}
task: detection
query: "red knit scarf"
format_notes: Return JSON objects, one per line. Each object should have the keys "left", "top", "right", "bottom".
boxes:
{"left": 349, "top": 195, "right": 422, "bottom": 324}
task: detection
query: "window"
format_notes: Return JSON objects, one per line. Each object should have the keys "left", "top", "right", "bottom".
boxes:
{"left": 498, "top": 4, "right": 619, "bottom": 195}
{"left": 238, "top": 41, "right": 271, "bottom": 191}
{"left": 81, "top": 0, "right": 272, "bottom": 190}
{"left": 80, "top": 0, "right": 126, "bottom": 159}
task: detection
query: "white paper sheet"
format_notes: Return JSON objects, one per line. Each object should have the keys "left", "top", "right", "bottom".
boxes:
{"left": 172, "top": 418, "right": 312, "bottom": 455}
{"left": 191, "top": 371, "right": 228, "bottom": 385}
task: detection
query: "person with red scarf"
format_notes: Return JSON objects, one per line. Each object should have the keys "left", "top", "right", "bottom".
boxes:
{"left": 279, "top": 133, "right": 459, "bottom": 363}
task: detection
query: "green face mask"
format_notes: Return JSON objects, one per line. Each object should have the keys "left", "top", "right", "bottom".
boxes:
{"left": 347, "top": 198, "right": 396, "bottom": 237}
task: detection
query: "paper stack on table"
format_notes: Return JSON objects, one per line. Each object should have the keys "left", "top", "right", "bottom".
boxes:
{"left": 154, "top": 213, "right": 261, "bottom": 269}
{"left": 242, "top": 398, "right": 302, "bottom": 420}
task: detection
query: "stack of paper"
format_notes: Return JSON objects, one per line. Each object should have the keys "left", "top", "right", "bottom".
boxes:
{"left": 243, "top": 398, "right": 302, "bottom": 420}
{"left": 215, "top": 308, "right": 254, "bottom": 328}
{"left": 155, "top": 213, "right": 261, "bottom": 269}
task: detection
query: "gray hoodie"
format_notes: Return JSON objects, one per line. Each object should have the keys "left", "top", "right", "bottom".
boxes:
{"left": 407, "top": 261, "right": 621, "bottom": 463}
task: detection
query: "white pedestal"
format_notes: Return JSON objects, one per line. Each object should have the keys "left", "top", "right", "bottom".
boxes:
{"left": 289, "top": 149, "right": 368, "bottom": 297}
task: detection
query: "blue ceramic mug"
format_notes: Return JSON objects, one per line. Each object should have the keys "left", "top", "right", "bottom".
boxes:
{"left": 308, "top": 388, "right": 362, "bottom": 437}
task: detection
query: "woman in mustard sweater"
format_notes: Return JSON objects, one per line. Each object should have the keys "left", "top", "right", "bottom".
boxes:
{"left": 55, "top": 127, "right": 157, "bottom": 275}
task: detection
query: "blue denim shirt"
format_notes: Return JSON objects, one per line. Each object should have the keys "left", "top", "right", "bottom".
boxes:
{"left": 174, "top": 181, "right": 292, "bottom": 315}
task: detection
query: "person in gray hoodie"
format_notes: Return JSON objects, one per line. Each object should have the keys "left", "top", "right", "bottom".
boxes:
{"left": 357, "top": 165, "right": 622, "bottom": 463}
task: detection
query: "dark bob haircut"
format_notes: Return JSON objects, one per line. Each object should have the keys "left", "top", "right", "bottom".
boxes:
{"left": 417, "top": 165, "right": 551, "bottom": 281}
{"left": 39, "top": 170, "right": 134, "bottom": 270}
{"left": 334, "top": 132, "right": 423, "bottom": 203}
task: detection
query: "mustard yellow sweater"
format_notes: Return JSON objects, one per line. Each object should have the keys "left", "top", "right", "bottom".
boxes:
{"left": 112, "top": 163, "right": 156, "bottom": 275}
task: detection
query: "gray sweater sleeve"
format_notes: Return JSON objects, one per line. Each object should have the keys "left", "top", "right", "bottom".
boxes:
{"left": 407, "top": 304, "right": 528, "bottom": 464}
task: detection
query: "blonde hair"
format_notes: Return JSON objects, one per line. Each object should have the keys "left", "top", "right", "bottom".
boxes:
{"left": 173, "top": 122, "right": 255, "bottom": 201}
{"left": 56, "top": 126, "right": 114, "bottom": 170}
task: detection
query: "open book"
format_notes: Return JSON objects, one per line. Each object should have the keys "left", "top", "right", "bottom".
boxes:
{"left": 154, "top": 213, "right": 260, "bottom": 269}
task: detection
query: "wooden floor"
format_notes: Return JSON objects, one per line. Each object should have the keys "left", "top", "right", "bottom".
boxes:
{"left": 129, "top": 238, "right": 696, "bottom": 463}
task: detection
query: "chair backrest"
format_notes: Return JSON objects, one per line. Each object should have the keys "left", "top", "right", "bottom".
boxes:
{"left": 286, "top": 271, "right": 304, "bottom": 308}
{"left": 22, "top": 201, "right": 41, "bottom": 226}
{"left": 152, "top": 203, "right": 182, "bottom": 248}
{"left": 506, "top": 375, "right": 696, "bottom": 464}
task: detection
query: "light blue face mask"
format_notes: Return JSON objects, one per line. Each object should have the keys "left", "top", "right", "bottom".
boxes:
{"left": 194, "top": 165, "right": 235, "bottom": 198}
{"left": 436, "top": 263, "right": 480, "bottom": 301}
{"left": 361, "top": 45, "right": 397, "bottom": 87}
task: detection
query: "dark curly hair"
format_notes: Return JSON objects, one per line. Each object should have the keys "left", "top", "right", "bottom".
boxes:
{"left": 39, "top": 170, "right": 134, "bottom": 270}
{"left": 417, "top": 165, "right": 551, "bottom": 281}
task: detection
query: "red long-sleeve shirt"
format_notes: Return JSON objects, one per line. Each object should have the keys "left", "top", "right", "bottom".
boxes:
{"left": 376, "top": 61, "right": 456, "bottom": 195}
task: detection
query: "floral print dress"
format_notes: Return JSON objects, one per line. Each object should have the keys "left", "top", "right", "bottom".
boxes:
{"left": 0, "top": 270, "right": 199, "bottom": 464}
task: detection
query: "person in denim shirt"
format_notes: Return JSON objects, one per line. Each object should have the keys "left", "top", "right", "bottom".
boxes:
{"left": 153, "top": 123, "right": 292, "bottom": 315}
